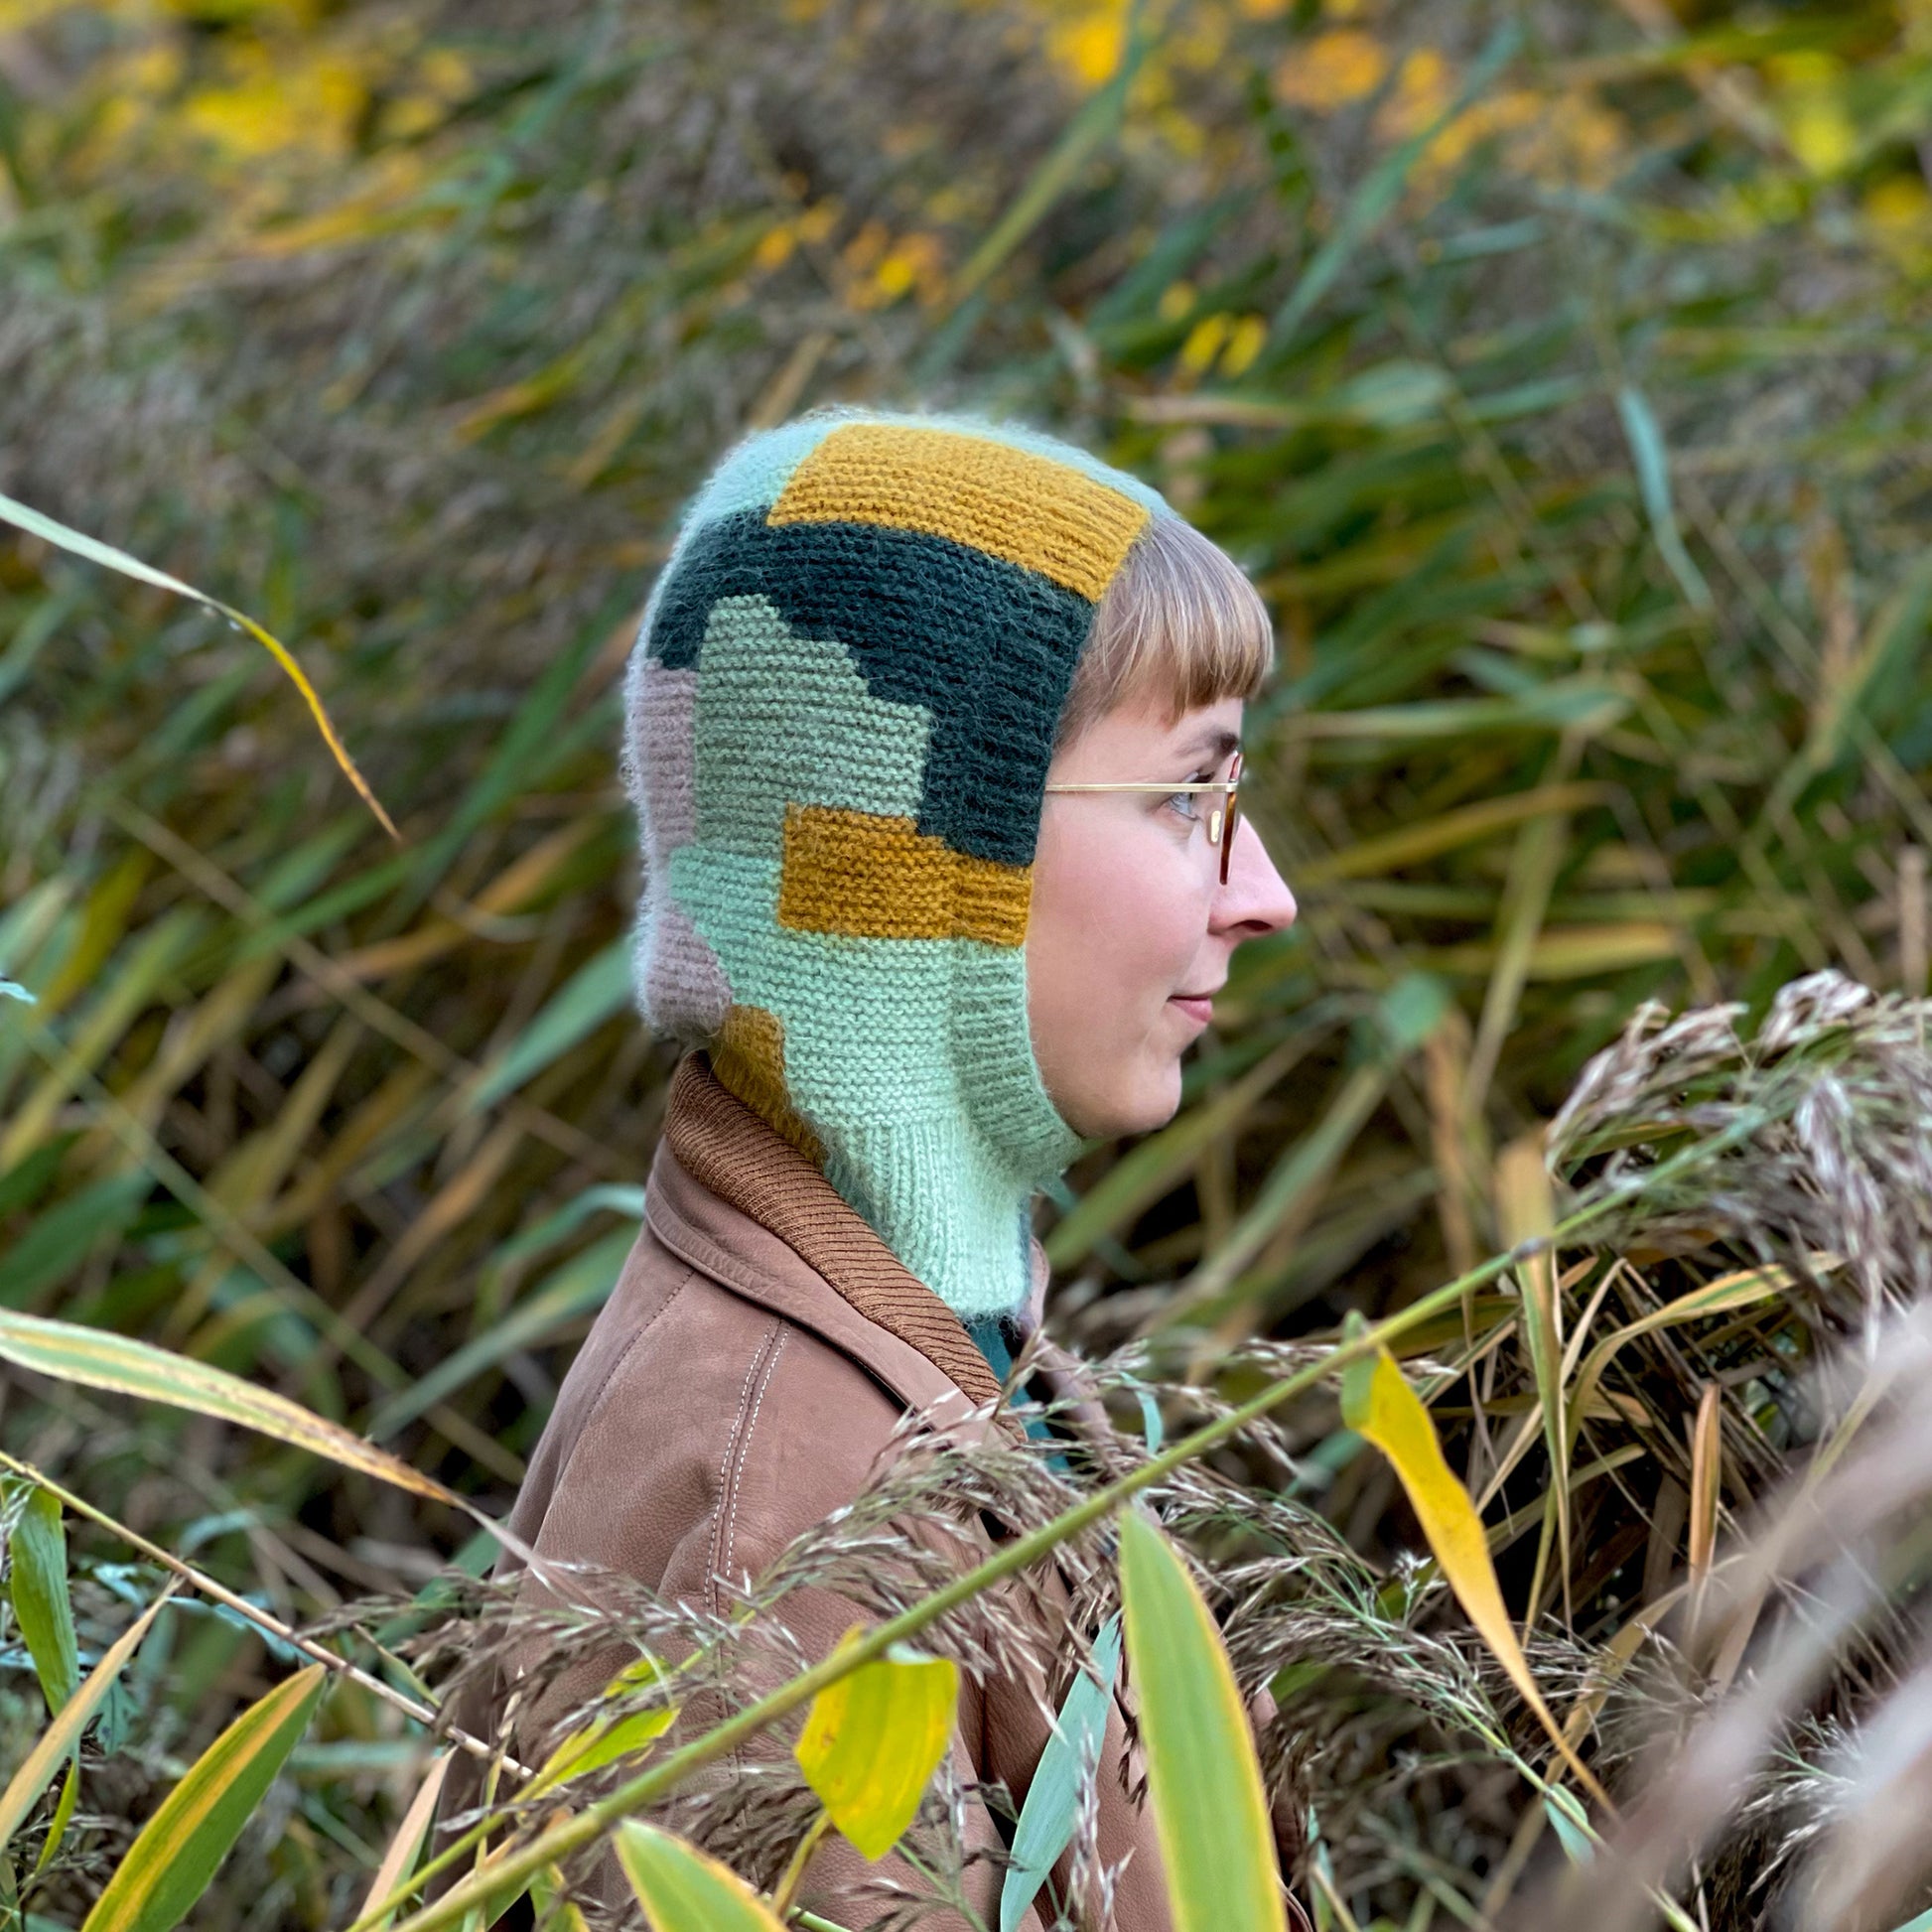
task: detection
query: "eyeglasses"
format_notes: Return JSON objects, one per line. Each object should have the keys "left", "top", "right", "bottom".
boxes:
{"left": 1043, "top": 752, "right": 1244, "bottom": 887}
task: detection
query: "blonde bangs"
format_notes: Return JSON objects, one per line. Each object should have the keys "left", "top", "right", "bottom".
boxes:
{"left": 1057, "top": 512, "right": 1275, "bottom": 745}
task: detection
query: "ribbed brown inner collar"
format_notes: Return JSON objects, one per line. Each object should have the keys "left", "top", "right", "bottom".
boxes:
{"left": 662, "top": 1052, "right": 1003, "bottom": 1408}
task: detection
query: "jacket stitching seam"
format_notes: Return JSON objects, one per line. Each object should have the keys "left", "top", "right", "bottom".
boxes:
{"left": 707, "top": 1316, "right": 781, "bottom": 1618}
{"left": 724, "top": 1322, "right": 787, "bottom": 1586}
{"left": 544, "top": 1267, "right": 693, "bottom": 1503}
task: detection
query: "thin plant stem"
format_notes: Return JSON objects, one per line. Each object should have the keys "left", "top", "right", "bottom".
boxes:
{"left": 0, "top": 1447, "right": 528, "bottom": 1776}
{"left": 768, "top": 1809, "right": 834, "bottom": 1918}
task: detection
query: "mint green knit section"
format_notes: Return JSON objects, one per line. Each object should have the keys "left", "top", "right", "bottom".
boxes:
{"left": 672, "top": 854, "right": 1074, "bottom": 1315}
{"left": 693, "top": 596, "right": 929, "bottom": 858}
{"left": 678, "top": 416, "right": 833, "bottom": 529}
{"left": 669, "top": 596, "right": 1080, "bottom": 1318}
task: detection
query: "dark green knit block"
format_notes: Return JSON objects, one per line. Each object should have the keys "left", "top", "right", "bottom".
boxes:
{"left": 646, "top": 511, "right": 1094, "bottom": 868}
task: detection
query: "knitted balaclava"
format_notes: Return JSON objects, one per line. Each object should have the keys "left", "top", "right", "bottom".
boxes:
{"left": 624, "top": 408, "right": 1181, "bottom": 1322}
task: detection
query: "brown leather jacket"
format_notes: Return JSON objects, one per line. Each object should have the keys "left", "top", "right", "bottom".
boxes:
{"left": 445, "top": 1055, "right": 1297, "bottom": 1929}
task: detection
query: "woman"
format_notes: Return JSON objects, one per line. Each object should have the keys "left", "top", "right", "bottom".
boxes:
{"left": 455, "top": 408, "right": 1300, "bottom": 1929}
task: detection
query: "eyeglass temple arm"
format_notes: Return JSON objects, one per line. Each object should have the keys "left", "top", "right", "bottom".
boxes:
{"left": 1041, "top": 780, "right": 1235, "bottom": 793}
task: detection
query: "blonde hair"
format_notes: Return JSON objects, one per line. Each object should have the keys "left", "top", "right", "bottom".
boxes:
{"left": 1057, "top": 512, "right": 1275, "bottom": 745}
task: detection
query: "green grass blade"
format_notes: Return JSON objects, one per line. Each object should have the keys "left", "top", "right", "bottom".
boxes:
{"left": 1000, "top": 1611, "right": 1121, "bottom": 1932}
{"left": 0, "top": 1173, "right": 152, "bottom": 1312}
{"left": 1614, "top": 385, "right": 1713, "bottom": 612}
{"left": 1046, "top": 1038, "right": 1311, "bottom": 1270}
{"left": 0, "top": 1587, "right": 174, "bottom": 1850}
{"left": 1118, "top": 1512, "right": 1285, "bottom": 1932}
{"left": 79, "top": 1664, "right": 326, "bottom": 1932}
{"left": 949, "top": 0, "right": 1150, "bottom": 303}
{"left": 8, "top": 1485, "right": 79, "bottom": 1716}
{"left": 0, "top": 492, "right": 395, "bottom": 837}
{"left": 1268, "top": 18, "right": 1521, "bottom": 352}
{"left": 460, "top": 938, "right": 630, "bottom": 1114}
{"left": 0, "top": 1310, "right": 466, "bottom": 1509}
{"left": 363, "top": 1224, "right": 635, "bottom": 1441}
{"left": 614, "top": 1821, "right": 785, "bottom": 1932}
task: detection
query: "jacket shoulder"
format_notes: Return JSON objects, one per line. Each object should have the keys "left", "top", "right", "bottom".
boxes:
{"left": 514, "top": 1221, "right": 907, "bottom": 1609}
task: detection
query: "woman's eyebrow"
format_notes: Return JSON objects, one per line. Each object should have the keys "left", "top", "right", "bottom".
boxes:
{"left": 1171, "top": 725, "right": 1241, "bottom": 765}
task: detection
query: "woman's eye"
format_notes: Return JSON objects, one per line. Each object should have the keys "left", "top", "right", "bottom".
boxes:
{"left": 1164, "top": 790, "right": 1202, "bottom": 822}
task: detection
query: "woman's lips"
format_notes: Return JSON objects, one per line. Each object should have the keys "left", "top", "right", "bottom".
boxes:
{"left": 1168, "top": 994, "right": 1215, "bottom": 1028}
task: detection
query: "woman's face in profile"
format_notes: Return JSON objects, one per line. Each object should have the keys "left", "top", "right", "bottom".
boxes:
{"left": 1027, "top": 692, "right": 1299, "bottom": 1141}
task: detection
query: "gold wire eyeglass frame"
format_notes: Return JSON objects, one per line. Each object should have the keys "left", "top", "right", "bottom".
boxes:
{"left": 1042, "top": 752, "right": 1243, "bottom": 886}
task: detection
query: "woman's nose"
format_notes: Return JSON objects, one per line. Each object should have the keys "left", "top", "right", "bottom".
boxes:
{"left": 1215, "top": 816, "right": 1297, "bottom": 937}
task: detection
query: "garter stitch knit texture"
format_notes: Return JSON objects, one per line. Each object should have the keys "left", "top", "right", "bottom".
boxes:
{"left": 623, "top": 408, "right": 1184, "bottom": 1320}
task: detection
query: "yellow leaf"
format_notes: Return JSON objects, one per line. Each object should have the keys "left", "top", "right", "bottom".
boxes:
{"left": 1495, "top": 1132, "right": 1571, "bottom": 1621}
{"left": 794, "top": 1630, "right": 957, "bottom": 1863}
{"left": 1688, "top": 1381, "right": 1723, "bottom": 1582}
{"left": 357, "top": 1754, "right": 450, "bottom": 1932}
{"left": 1341, "top": 1347, "right": 1610, "bottom": 1809}
{"left": 1221, "top": 315, "right": 1268, "bottom": 377}
{"left": 1179, "top": 315, "right": 1231, "bottom": 375}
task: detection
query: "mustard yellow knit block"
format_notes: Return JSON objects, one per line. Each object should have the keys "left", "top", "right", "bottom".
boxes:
{"left": 713, "top": 1003, "right": 822, "bottom": 1161}
{"left": 777, "top": 805, "right": 1032, "bottom": 946}
{"left": 767, "top": 422, "right": 1150, "bottom": 603}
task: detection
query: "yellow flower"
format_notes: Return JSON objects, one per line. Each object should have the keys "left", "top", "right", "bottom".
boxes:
{"left": 1274, "top": 29, "right": 1388, "bottom": 114}
{"left": 1048, "top": 4, "right": 1130, "bottom": 90}
{"left": 844, "top": 229, "right": 945, "bottom": 310}
{"left": 1221, "top": 314, "right": 1268, "bottom": 377}
{"left": 1179, "top": 313, "right": 1231, "bottom": 375}
{"left": 1764, "top": 51, "right": 1858, "bottom": 178}
{"left": 1372, "top": 46, "right": 1452, "bottom": 143}
{"left": 1865, "top": 174, "right": 1931, "bottom": 232}
{"left": 754, "top": 224, "right": 797, "bottom": 272}
{"left": 1158, "top": 279, "right": 1196, "bottom": 322}
{"left": 872, "top": 231, "right": 946, "bottom": 306}
{"left": 797, "top": 200, "right": 840, "bottom": 245}
{"left": 181, "top": 42, "right": 366, "bottom": 164}
{"left": 1864, "top": 175, "right": 1932, "bottom": 270}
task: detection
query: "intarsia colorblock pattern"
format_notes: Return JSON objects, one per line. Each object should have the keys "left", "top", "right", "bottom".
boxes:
{"left": 622, "top": 409, "right": 1180, "bottom": 1320}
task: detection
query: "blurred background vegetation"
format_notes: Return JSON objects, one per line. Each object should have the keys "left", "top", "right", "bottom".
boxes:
{"left": 6, "top": 0, "right": 1932, "bottom": 1923}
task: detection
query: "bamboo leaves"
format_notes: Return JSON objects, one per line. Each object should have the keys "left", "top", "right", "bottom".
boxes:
{"left": 1339, "top": 1342, "right": 1609, "bottom": 1807}
{"left": 8, "top": 1485, "right": 79, "bottom": 1718}
{"left": 0, "top": 1589, "right": 175, "bottom": 1853}
{"left": 80, "top": 1665, "right": 326, "bottom": 1932}
{"left": 794, "top": 1634, "right": 958, "bottom": 1863}
{"left": 615, "top": 1822, "right": 786, "bottom": 1932}
{"left": 6, "top": 1484, "right": 83, "bottom": 1869}
{"left": 0, "top": 492, "right": 396, "bottom": 839}
{"left": 1118, "top": 1512, "right": 1285, "bottom": 1932}
{"left": 0, "top": 1310, "right": 468, "bottom": 1511}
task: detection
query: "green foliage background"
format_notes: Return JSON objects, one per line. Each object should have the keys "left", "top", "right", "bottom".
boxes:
{"left": 5, "top": 0, "right": 1932, "bottom": 1922}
